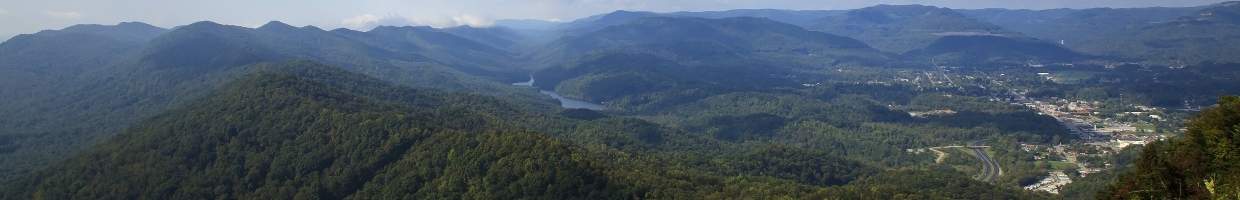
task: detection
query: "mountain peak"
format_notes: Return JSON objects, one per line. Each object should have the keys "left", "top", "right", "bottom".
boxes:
{"left": 368, "top": 25, "right": 436, "bottom": 33}
{"left": 170, "top": 21, "right": 249, "bottom": 34}
{"left": 39, "top": 22, "right": 168, "bottom": 43}
{"left": 811, "top": 3, "right": 1008, "bottom": 53}
{"left": 608, "top": 10, "right": 652, "bottom": 15}
{"left": 257, "top": 21, "right": 297, "bottom": 31}
{"left": 116, "top": 22, "right": 162, "bottom": 30}
{"left": 180, "top": 21, "right": 227, "bottom": 30}
{"left": 62, "top": 22, "right": 163, "bottom": 33}
{"left": 188, "top": 21, "right": 223, "bottom": 26}
{"left": 852, "top": 4, "right": 960, "bottom": 20}
{"left": 577, "top": 10, "right": 659, "bottom": 24}
{"left": 301, "top": 25, "right": 324, "bottom": 31}
{"left": 560, "top": 10, "right": 661, "bottom": 34}
{"left": 869, "top": 4, "right": 939, "bottom": 9}
{"left": 600, "top": 10, "right": 657, "bottom": 19}
{"left": 1215, "top": 1, "right": 1240, "bottom": 7}
{"left": 329, "top": 28, "right": 363, "bottom": 34}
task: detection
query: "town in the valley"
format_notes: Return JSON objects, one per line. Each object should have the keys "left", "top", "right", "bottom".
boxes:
{"left": 878, "top": 65, "right": 1191, "bottom": 194}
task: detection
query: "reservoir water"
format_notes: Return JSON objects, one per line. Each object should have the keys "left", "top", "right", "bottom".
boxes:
{"left": 539, "top": 90, "right": 607, "bottom": 110}
{"left": 512, "top": 75, "right": 606, "bottom": 110}
{"left": 512, "top": 74, "right": 534, "bottom": 86}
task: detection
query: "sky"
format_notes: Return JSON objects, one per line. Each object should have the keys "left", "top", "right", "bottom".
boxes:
{"left": 0, "top": 0, "right": 1232, "bottom": 40}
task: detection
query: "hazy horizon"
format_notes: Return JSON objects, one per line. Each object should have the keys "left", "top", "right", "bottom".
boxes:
{"left": 3, "top": 0, "right": 1239, "bottom": 198}
{"left": 0, "top": 0, "right": 1232, "bottom": 40}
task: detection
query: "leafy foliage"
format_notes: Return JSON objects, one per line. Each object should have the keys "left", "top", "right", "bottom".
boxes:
{"left": 1104, "top": 96, "right": 1240, "bottom": 199}
{"left": 1, "top": 63, "right": 628, "bottom": 199}
{"left": 7, "top": 5, "right": 1240, "bottom": 199}
{"left": 814, "top": 169, "right": 1053, "bottom": 199}
{"left": 0, "top": 20, "right": 550, "bottom": 182}
{"left": 0, "top": 62, "right": 1052, "bottom": 199}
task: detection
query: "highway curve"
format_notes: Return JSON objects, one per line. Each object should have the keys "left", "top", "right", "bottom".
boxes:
{"left": 970, "top": 147, "right": 1002, "bottom": 182}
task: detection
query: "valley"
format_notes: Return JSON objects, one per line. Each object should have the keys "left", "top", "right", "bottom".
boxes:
{"left": 1, "top": 1, "right": 1239, "bottom": 199}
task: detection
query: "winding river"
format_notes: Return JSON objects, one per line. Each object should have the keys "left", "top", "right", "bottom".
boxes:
{"left": 513, "top": 75, "right": 606, "bottom": 110}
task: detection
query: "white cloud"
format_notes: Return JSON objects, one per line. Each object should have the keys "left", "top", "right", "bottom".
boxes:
{"left": 341, "top": 14, "right": 419, "bottom": 30}
{"left": 408, "top": 14, "right": 495, "bottom": 28}
{"left": 44, "top": 11, "right": 83, "bottom": 19}
{"left": 341, "top": 14, "right": 382, "bottom": 29}
{"left": 341, "top": 13, "right": 494, "bottom": 30}
{"left": 0, "top": 8, "right": 9, "bottom": 15}
{"left": 450, "top": 14, "right": 494, "bottom": 27}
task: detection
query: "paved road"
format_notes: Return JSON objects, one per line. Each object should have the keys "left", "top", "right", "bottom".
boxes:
{"left": 922, "top": 144, "right": 1002, "bottom": 182}
{"left": 970, "top": 147, "right": 1002, "bottom": 182}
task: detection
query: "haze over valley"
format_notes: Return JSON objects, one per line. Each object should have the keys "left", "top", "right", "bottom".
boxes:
{"left": 1, "top": 1, "right": 1240, "bottom": 199}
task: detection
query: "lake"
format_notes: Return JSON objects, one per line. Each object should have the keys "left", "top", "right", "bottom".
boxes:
{"left": 512, "top": 75, "right": 606, "bottom": 110}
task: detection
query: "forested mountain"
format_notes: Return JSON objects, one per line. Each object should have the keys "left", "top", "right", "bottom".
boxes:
{"left": 441, "top": 25, "right": 526, "bottom": 51}
{"left": 0, "top": 22, "right": 165, "bottom": 90}
{"left": 0, "top": 20, "right": 542, "bottom": 183}
{"left": 669, "top": 9, "right": 845, "bottom": 27}
{"left": 962, "top": 2, "right": 1240, "bottom": 64}
{"left": 958, "top": 7, "right": 1197, "bottom": 56}
{"left": 0, "top": 61, "right": 1051, "bottom": 199}
{"left": 522, "top": 3, "right": 1240, "bottom": 65}
{"left": 0, "top": 62, "right": 630, "bottom": 199}
{"left": 530, "top": 16, "right": 888, "bottom": 110}
{"left": 905, "top": 35, "right": 1087, "bottom": 65}
{"left": 807, "top": 5, "right": 1017, "bottom": 53}
{"left": 556, "top": 10, "right": 661, "bottom": 36}
{"left": 149, "top": 20, "right": 526, "bottom": 84}
{"left": 334, "top": 24, "right": 523, "bottom": 78}
{"left": 539, "top": 16, "right": 884, "bottom": 65}
{"left": 528, "top": 3, "right": 1240, "bottom": 65}
{"left": 1115, "top": 2, "right": 1240, "bottom": 64}
{"left": 0, "top": 23, "right": 196, "bottom": 181}
{"left": 3, "top": 2, "right": 1240, "bottom": 199}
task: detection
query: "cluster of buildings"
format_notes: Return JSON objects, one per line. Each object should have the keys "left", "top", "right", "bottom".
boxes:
{"left": 1016, "top": 98, "right": 1171, "bottom": 193}
{"left": 1024, "top": 171, "right": 1072, "bottom": 194}
{"left": 1022, "top": 99, "right": 1165, "bottom": 144}
{"left": 876, "top": 69, "right": 1185, "bottom": 194}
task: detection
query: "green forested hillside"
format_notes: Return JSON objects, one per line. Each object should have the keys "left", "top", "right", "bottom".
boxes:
{"left": 997, "top": 60, "right": 1240, "bottom": 109}
{"left": 0, "top": 20, "right": 545, "bottom": 183}
{"left": 963, "top": 2, "right": 1240, "bottom": 64}
{"left": 808, "top": 4, "right": 1016, "bottom": 53}
{"left": 669, "top": 9, "right": 844, "bottom": 28}
{"left": 532, "top": 16, "right": 890, "bottom": 111}
{"left": 1103, "top": 96, "right": 1240, "bottom": 199}
{"left": 0, "top": 61, "right": 1050, "bottom": 199}
{"left": 0, "top": 22, "right": 165, "bottom": 101}
{"left": 905, "top": 35, "right": 1087, "bottom": 65}
{"left": 556, "top": 10, "right": 661, "bottom": 36}
{"left": 958, "top": 7, "right": 1197, "bottom": 58}
{"left": 1119, "top": 2, "right": 1240, "bottom": 64}
{"left": 535, "top": 16, "right": 887, "bottom": 67}
{"left": 441, "top": 25, "right": 527, "bottom": 51}
{"left": 4, "top": 3, "right": 1240, "bottom": 199}
{"left": 0, "top": 62, "right": 627, "bottom": 199}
